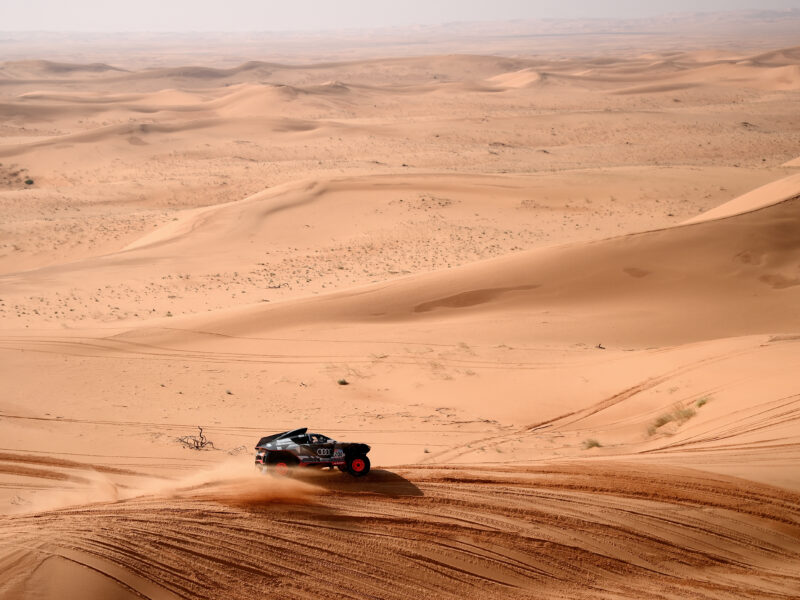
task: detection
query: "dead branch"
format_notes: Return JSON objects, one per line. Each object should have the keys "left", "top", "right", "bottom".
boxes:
{"left": 177, "top": 426, "right": 216, "bottom": 450}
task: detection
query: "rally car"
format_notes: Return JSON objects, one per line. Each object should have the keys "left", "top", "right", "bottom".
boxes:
{"left": 254, "top": 427, "right": 371, "bottom": 477}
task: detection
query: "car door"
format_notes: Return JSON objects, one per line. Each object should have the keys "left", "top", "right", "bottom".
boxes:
{"left": 310, "top": 434, "right": 335, "bottom": 463}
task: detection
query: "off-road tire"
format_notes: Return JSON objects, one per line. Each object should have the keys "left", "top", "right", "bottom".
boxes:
{"left": 347, "top": 454, "right": 370, "bottom": 477}
{"left": 267, "top": 455, "right": 297, "bottom": 476}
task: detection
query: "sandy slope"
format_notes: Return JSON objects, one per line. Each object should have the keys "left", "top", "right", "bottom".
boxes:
{"left": 2, "top": 463, "right": 799, "bottom": 600}
{"left": 103, "top": 174, "right": 799, "bottom": 349}
{"left": 2, "top": 168, "right": 782, "bottom": 328}
{"left": 1, "top": 34, "right": 800, "bottom": 600}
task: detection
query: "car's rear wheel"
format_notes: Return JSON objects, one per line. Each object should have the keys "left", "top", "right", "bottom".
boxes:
{"left": 267, "top": 456, "right": 296, "bottom": 476}
{"left": 347, "top": 455, "right": 370, "bottom": 477}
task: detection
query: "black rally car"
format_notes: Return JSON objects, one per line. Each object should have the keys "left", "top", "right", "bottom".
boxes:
{"left": 255, "top": 428, "right": 371, "bottom": 476}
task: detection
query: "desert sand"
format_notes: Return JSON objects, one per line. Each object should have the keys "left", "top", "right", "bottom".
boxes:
{"left": 1, "top": 17, "right": 800, "bottom": 600}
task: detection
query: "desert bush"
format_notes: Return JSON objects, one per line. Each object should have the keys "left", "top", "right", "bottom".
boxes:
{"left": 672, "top": 405, "right": 696, "bottom": 422}
{"left": 648, "top": 404, "right": 696, "bottom": 436}
{"left": 582, "top": 438, "right": 602, "bottom": 449}
{"left": 696, "top": 396, "right": 710, "bottom": 408}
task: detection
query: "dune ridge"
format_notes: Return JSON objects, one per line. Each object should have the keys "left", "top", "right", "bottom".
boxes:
{"left": 133, "top": 183, "right": 800, "bottom": 346}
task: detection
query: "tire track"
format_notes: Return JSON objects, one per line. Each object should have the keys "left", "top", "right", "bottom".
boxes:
{"left": 425, "top": 345, "right": 769, "bottom": 464}
{"left": 1, "top": 463, "right": 798, "bottom": 599}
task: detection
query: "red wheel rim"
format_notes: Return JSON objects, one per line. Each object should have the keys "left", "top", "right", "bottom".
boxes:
{"left": 352, "top": 459, "right": 365, "bottom": 472}
{"left": 275, "top": 462, "right": 289, "bottom": 476}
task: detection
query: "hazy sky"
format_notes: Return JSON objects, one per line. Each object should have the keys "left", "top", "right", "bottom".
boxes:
{"left": 1, "top": 0, "right": 799, "bottom": 32}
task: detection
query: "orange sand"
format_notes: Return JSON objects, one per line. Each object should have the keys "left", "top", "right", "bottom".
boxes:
{"left": 1, "top": 24, "right": 799, "bottom": 600}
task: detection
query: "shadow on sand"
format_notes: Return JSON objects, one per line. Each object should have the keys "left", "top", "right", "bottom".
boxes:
{"left": 295, "top": 468, "right": 423, "bottom": 497}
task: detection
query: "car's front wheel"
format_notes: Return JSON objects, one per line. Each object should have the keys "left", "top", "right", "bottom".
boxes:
{"left": 346, "top": 454, "right": 370, "bottom": 477}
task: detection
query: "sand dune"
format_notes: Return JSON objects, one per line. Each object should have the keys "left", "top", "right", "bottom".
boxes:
{"left": 1, "top": 463, "right": 798, "bottom": 599}
{"left": 137, "top": 182, "right": 800, "bottom": 347}
{"left": 606, "top": 62, "right": 800, "bottom": 92}
{"left": 685, "top": 172, "right": 800, "bottom": 222}
{"left": 0, "top": 84, "right": 344, "bottom": 132}
{"left": 748, "top": 45, "right": 800, "bottom": 66}
{"left": 0, "top": 60, "right": 126, "bottom": 78}
{"left": 0, "top": 55, "right": 531, "bottom": 89}
{"left": 7, "top": 168, "right": 761, "bottom": 326}
{"left": 1, "top": 32, "right": 799, "bottom": 600}
{"left": 487, "top": 68, "right": 543, "bottom": 88}
{"left": 0, "top": 119, "right": 224, "bottom": 157}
